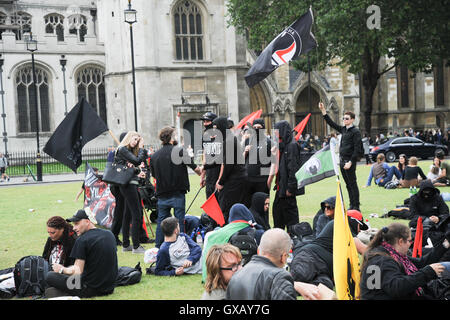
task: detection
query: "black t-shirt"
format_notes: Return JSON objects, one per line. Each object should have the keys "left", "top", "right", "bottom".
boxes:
{"left": 70, "top": 228, "right": 118, "bottom": 293}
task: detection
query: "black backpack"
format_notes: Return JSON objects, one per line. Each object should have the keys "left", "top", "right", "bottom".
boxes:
{"left": 13, "top": 256, "right": 50, "bottom": 298}
{"left": 229, "top": 229, "right": 258, "bottom": 266}
{"left": 116, "top": 262, "right": 142, "bottom": 287}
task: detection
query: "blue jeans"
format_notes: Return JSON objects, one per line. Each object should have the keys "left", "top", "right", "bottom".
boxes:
{"left": 155, "top": 192, "right": 186, "bottom": 248}
{"left": 377, "top": 166, "right": 402, "bottom": 187}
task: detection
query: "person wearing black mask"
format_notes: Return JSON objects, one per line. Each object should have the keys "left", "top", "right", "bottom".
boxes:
{"left": 213, "top": 116, "right": 247, "bottom": 223}
{"left": 243, "top": 118, "right": 276, "bottom": 207}
{"left": 319, "top": 102, "right": 362, "bottom": 211}
{"left": 272, "top": 120, "right": 303, "bottom": 232}
{"left": 248, "top": 192, "right": 271, "bottom": 231}
{"left": 200, "top": 112, "right": 220, "bottom": 199}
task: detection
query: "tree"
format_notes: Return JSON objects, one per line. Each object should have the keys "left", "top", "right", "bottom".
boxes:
{"left": 226, "top": 0, "right": 450, "bottom": 135}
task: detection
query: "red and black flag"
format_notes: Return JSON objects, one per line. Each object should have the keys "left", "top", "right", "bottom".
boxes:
{"left": 43, "top": 97, "right": 109, "bottom": 172}
{"left": 245, "top": 7, "right": 317, "bottom": 88}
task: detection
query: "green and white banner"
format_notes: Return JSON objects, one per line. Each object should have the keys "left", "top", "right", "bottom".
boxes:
{"left": 296, "top": 144, "right": 337, "bottom": 188}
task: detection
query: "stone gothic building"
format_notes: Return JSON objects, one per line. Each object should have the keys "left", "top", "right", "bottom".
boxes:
{"left": 0, "top": 0, "right": 448, "bottom": 154}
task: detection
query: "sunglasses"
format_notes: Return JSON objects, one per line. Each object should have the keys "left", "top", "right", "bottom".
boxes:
{"left": 324, "top": 206, "right": 334, "bottom": 210}
{"left": 220, "top": 261, "right": 243, "bottom": 272}
{"left": 342, "top": 117, "right": 351, "bottom": 120}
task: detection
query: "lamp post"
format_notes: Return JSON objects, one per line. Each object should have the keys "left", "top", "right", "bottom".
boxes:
{"left": 0, "top": 54, "right": 8, "bottom": 156}
{"left": 124, "top": 0, "right": 138, "bottom": 132}
{"left": 60, "top": 55, "right": 68, "bottom": 115}
{"left": 26, "top": 33, "right": 42, "bottom": 182}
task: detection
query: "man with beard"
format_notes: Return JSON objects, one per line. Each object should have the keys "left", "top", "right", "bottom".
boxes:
{"left": 200, "top": 112, "right": 221, "bottom": 199}
{"left": 150, "top": 127, "right": 202, "bottom": 248}
{"left": 272, "top": 120, "right": 303, "bottom": 232}
{"left": 213, "top": 116, "right": 247, "bottom": 223}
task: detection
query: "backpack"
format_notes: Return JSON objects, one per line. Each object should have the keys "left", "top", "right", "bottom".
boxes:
{"left": 229, "top": 228, "right": 258, "bottom": 266}
{"left": 13, "top": 255, "right": 50, "bottom": 298}
{"left": 384, "top": 207, "right": 411, "bottom": 220}
{"left": 115, "top": 262, "right": 142, "bottom": 287}
{"left": 289, "top": 222, "right": 313, "bottom": 238}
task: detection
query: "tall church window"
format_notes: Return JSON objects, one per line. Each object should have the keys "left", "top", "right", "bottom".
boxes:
{"left": 10, "top": 11, "right": 31, "bottom": 40}
{"left": 0, "top": 12, "right": 6, "bottom": 40}
{"left": 45, "top": 13, "right": 64, "bottom": 41}
{"left": 174, "top": 1, "right": 203, "bottom": 60}
{"left": 15, "top": 65, "right": 51, "bottom": 133}
{"left": 76, "top": 66, "right": 107, "bottom": 123}
{"left": 68, "top": 14, "right": 87, "bottom": 42}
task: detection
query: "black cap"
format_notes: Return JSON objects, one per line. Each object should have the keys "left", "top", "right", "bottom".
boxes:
{"left": 252, "top": 118, "right": 265, "bottom": 129}
{"left": 201, "top": 112, "right": 217, "bottom": 121}
{"left": 227, "top": 118, "right": 234, "bottom": 129}
{"left": 66, "top": 209, "right": 90, "bottom": 223}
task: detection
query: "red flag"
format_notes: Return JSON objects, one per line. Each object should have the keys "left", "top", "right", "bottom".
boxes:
{"left": 246, "top": 109, "right": 263, "bottom": 126}
{"left": 294, "top": 113, "right": 311, "bottom": 141}
{"left": 412, "top": 217, "right": 423, "bottom": 258}
{"left": 236, "top": 110, "right": 261, "bottom": 130}
{"left": 201, "top": 192, "right": 225, "bottom": 226}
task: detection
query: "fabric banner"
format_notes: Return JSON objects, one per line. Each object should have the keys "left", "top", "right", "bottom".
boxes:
{"left": 83, "top": 162, "right": 115, "bottom": 229}
{"left": 295, "top": 144, "right": 335, "bottom": 188}
{"left": 333, "top": 180, "right": 361, "bottom": 300}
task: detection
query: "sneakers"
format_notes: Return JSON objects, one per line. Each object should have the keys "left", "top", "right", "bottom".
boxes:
{"left": 122, "top": 245, "right": 132, "bottom": 252}
{"left": 132, "top": 246, "right": 146, "bottom": 254}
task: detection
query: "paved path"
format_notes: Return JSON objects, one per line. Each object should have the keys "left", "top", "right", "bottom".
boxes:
{"left": 0, "top": 172, "right": 85, "bottom": 187}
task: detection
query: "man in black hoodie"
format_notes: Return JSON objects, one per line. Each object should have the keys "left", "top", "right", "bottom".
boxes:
{"left": 212, "top": 116, "right": 247, "bottom": 223}
{"left": 273, "top": 120, "right": 303, "bottom": 232}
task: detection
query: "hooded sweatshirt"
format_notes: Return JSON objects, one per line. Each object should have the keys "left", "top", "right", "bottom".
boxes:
{"left": 274, "top": 121, "right": 303, "bottom": 197}
{"left": 312, "top": 196, "right": 336, "bottom": 236}
{"left": 249, "top": 192, "right": 271, "bottom": 230}
{"left": 212, "top": 116, "right": 246, "bottom": 185}
{"left": 409, "top": 179, "right": 449, "bottom": 227}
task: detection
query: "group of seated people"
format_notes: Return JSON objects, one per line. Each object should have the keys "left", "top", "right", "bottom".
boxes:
{"left": 365, "top": 151, "right": 450, "bottom": 189}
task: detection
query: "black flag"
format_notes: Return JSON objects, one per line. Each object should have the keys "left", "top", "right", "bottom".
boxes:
{"left": 43, "top": 98, "right": 109, "bottom": 172}
{"left": 245, "top": 7, "right": 317, "bottom": 88}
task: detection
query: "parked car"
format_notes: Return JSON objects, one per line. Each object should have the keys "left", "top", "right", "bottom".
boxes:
{"left": 369, "top": 137, "right": 449, "bottom": 162}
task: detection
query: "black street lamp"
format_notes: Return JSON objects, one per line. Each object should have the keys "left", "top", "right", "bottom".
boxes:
{"left": 60, "top": 55, "right": 68, "bottom": 115}
{"left": 124, "top": 0, "right": 138, "bottom": 132}
{"left": 0, "top": 54, "right": 8, "bottom": 157}
{"left": 26, "top": 33, "right": 43, "bottom": 182}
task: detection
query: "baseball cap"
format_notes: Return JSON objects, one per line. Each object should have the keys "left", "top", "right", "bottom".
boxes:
{"left": 66, "top": 209, "right": 96, "bottom": 224}
{"left": 201, "top": 112, "right": 217, "bottom": 121}
{"left": 347, "top": 209, "right": 369, "bottom": 231}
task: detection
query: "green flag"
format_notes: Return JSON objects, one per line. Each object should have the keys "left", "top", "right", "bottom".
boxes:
{"left": 296, "top": 145, "right": 336, "bottom": 188}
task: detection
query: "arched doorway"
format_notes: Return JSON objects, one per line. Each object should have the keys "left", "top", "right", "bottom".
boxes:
{"left": 250, "top": 83, "right": 272, "bottom": 132}
{"left": 295, "top": 87, "right": 326, "bottom": 139}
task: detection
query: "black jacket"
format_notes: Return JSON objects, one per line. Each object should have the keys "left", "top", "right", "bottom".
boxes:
{"left": 274, "top": 121, "right": 303, "bottom": 197}
{"left": 323, "top": 114, "right": 362, "bottom": 162}
{"left": 409, "top": 179, "right": 450, "bottom": 227}
{"left": 244, "top": 130, "right": 274, "bottom": 182}
{"left": 360, "top": 244, "right": 447, "bottom": 300}
{"left": 114, "top": 146, "right": 147, "bottom": 184}
{"left": 312, "top": 196, "right": 336, "bottom": 237}
{"left": 42, "top": 230, "right": 77, "bottom": 267}
{"left": 212, "top": 116, "right": 246, "bottom": 186}
{"left": 150, "top": 144, "right": 198, "bottom": 198}
{"left": 226, "top": 255, "right": 298, "bottom": 300}
{"left": 249, "top": 192, "right": 270, "bottom": 230}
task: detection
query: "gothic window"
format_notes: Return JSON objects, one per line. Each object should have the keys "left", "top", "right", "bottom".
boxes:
{"left": 45, "top": 13, "right": 64, "bottom": 41}
{"left": 0, "top": 12, "right": 6, "bottom": 40}
{"left": 10, "top": 11, "right": 31, "bottom": 41}
{"left": 76, "top": 66, "right": 107, "bottom": 123}
{"left": 68, "top": 14, "right": 87, "bottom": 42}
{"left": 174, "top": 1, "right": 204, "bottom": 61}
{"left": 15, "top": 65, "right": 51, "bottom": 133}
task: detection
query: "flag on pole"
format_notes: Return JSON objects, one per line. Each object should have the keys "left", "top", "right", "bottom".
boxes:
{"left": 201, "top": 192, "right": 225, "bottom": 226}
{"left": 333, "top": 180, "right": 361, "bottom": 300}
{"left": 245, "top": 7, "right": 317, "bottom": 88}
{"left": 235, "top": 109, "right": 262, "bottom": 130}
{"left": 294, "top": 113, "right": 311, "bottom": 141}
{"left": 412, "top": 217, "right": 423, "bottom": 258}
{"left": 295, "top": 145, "right": 335, "bottom": 188}
{"left": 43, "top": 98, "right": 109, "bottom": 172}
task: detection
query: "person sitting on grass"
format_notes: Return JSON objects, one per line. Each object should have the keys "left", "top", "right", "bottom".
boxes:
{"left": 201, "top": 243, "right": 242, "bottom": 300}
{"left": 400, "top": 156, "right": 427, "bottom": 188}
{"left": 364, "top": 153, "right": 402, "bottom": 188}
{"left": 154, "top": 216, "right": 202, "bottom": 276}
{"left": 312, "top": 196, "right": 336, "bottom": 237}
{"left": 42, "top": 216, "right": 77, "bottom": 268}
{"left": 427, "top": 156, "right": 442, "bottom": 183}
{"left": 433, "top": 151, "right": 450, "bottom": 186}
{"left": 45, "top": 209, "right": 118, "bottom": 298}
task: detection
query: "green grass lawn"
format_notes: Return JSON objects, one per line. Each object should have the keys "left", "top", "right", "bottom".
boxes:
{"left": 0, "top": 159, "right": 444, "bottom": 300}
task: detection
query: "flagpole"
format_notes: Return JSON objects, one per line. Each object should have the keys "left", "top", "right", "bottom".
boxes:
{"left": 108, "top": 130, "right": 121, "bottom": 145}
{"left": 185, "top": 185, "right": 204, "bottom": 215}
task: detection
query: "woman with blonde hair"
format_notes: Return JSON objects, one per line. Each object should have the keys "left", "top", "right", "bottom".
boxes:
{"left": 201, "top": 244, "right": 242, "bottom": 300}
{"left": 114, "top": 131, "right": 147, "bottom": 253}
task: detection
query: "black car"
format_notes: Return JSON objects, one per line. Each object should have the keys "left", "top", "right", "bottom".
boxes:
{"left": 369, "top": 137, "right": 449, "bottom": 162}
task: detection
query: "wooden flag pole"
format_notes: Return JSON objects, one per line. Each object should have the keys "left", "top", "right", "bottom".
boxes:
{"left": 108, "top": 130, "right": 121, "bottom": 145}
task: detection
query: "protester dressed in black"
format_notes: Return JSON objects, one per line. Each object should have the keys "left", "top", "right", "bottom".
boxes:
{"left": 319, "top": 102, "right": 362, "bottom": 210}
{"left": 114, "top": 131, "right": 147, "bottom": 253}
{"left": 200, "top": 112, "right": 221, "bottom": 199}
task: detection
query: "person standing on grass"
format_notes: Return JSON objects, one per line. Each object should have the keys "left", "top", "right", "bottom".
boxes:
{"left": 0, "top": 152, "right": 10, "bottom": 182}
{"left": 319, "top": 102, "right": 362, "bottom": 211}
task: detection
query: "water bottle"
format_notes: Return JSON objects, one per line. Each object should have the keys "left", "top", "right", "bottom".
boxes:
{"left": 413, "top": 186, "right": 417, "bottom": 195}
{"left": 409, "top": 187, "right": 414, "bottom": 197}
{"left": 196, "top": 232, "right": 203, "bottom": 248}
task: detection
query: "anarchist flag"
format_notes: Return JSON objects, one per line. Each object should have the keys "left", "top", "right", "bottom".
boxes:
{"left": 245, "top": 7, "right": 317, "bottom": 88}
{"left": 43, "top": 97, "right": 109, "bottom": 173}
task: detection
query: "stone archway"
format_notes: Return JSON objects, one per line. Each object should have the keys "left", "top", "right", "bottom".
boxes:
{"left": 295, "top": 87, "right": 327, "bottom": 139}
{"left": 249, "top": 82, "right": 272, "bottom": 132}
